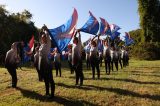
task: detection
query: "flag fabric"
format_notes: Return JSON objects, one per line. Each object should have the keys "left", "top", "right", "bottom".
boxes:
{"left": 80, "top": 11, "right": 99, "bottom": 35}
{"left": 124, "top": 32, "right": 134, "bottom": 46}
{"left": 110, "top": 24, "right": 121, "bottom": 33}
{"left": 29, "top": 35, "right": 34, "bottom": 52}
{"left": 49, "top": 8, "right": 78, "bottom": 53}
{"left": 110, "top": 31, "right": 121, "bottom": 41}
{"left": 99, "top": 17, "right": 111, "bottom": 36}
{"left": 97, "top": 39, "right": 103, "bottom": 52}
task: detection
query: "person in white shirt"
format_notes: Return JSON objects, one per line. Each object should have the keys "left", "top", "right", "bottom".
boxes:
{"left": 67, "top": 44, "right": 74, "bottom": 74}
{"left": 103, "top": 40, "right": 111, "bottom": 74}
{"left": 113, "top": 47, "right": 119, "bottom": 71}
{"left": 85, "top": 44, "right": 91, "bottom": 69}
{"left": 34, "top": 45, "right": 43, "bottom": 81}
{"left": 5, "top": 42, "right": 20, "bottom": 88}
{"left": 72, "top": 30, "right": 84, "bottom": 86}
{"left": 110, "top": 46, "right": 114, "bottom": 71}
{"left": 38, "top": 27, "right": 55, "bottom": 98}
{"left": 90, "top": 39, "right": 100, "bottom": 79}
{"left": 51, "top": 47, "right": 61, "bottom": 77}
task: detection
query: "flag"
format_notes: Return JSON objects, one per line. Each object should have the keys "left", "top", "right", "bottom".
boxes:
{"left": 29, "top": 35, "right": 34, "bottom": 52}
{"left": 124, "top": 32, "right": 134, "bottom": 46}
{"left": 110, "top": 24, "right": 120, "bottom": 33}
{"left": 110, "top": 31, "right": 121, "bottom": 40}
{"left": 97, "top": 39, "right": 103, "bottom": 52}
{"left": 80, "top": 11, "right": 99, "bottom": 35}
{"left": 99, "top": 17, "right": 111, "bottom": 35}
{"left": 49, "top": 8, "right": 78, "bottom": 53}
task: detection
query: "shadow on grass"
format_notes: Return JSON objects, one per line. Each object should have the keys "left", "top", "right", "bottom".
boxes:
{"left": 69, "top": 76, "right": 160, "bottom": 85}
{"left": 16, "top": 87, "right": 96, "bottom": 106}
{"left": 132, "top": 73, "right": 160, "bottom": 78}
{"left": 126, "top": 70, "right": 160, "bottom": 74}
{"left": 99, "top": 78, "right": 160, "bottom": 85}
{"left": 57, "top": 83, "right": 160, "bottom": 101}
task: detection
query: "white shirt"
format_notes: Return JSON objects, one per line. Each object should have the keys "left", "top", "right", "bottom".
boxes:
{"left": 54, "top": 52, "right": 60, "bottom": 63}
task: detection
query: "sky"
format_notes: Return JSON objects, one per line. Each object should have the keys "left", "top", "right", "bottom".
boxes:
{"left": 0, "top": 0, "right": 139, "bottom": 42}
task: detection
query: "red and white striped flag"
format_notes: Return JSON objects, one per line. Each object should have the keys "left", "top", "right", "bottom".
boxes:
{"left": 29, "top": 35, "right": 34, "bottom": 52}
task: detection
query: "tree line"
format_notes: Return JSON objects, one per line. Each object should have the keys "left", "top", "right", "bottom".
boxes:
{"left": 0, "top": 5, "right": 38, "bottom": 64}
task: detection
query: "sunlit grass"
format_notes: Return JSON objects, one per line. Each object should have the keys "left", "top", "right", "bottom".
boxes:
{"left": 0, "top": 59, "right": 160, "bottom": 106}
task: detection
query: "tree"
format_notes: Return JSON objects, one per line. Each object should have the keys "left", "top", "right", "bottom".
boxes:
{"left": 0, "top": 5, "right": 38, "bottom": 62}
{"left": 138, "top": 0, "right": 160, "bottom": 42}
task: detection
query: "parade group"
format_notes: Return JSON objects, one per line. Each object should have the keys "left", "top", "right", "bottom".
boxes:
{"left": 4, "top": 25, "right": 129, "bottom": 99}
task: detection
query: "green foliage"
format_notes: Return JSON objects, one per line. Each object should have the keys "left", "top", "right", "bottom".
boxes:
{"left": 130, "top": 42, "right": 160, "bottom": 60}
{"left": 138, "top": 0, "right": 160, "bottom": 42}
{"left": 0, "top": 5, "right": 38, "bottom": 56}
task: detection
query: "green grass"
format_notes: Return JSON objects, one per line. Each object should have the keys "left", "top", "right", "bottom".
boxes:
{"left": 0, "top": 59, "right": 160, "bottom": 106}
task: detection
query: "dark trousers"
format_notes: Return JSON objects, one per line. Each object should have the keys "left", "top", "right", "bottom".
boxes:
{"left": 6, "top": 65, "right": 17, "bottom": 87}
{"left": 122, "top": 58, "right": 126, "bottom": 67}
{"left": 99, "top": 56, "right": 103, "bottom": 67}
{"left": 55, "top": 62, "right": 61, "bottom": 77}
{"left": 119, "top": 59, "right": 123, "bottom": 69}
{"left": 111, "top": 61, "right": 118, "bottom": 71}
{"left": 43, "top": 70, "right": 55, "bottom": 96}
{"left": 68, "top": 61, "right": 74, "bottom": 74}
{"left": 114, "top": 61, "right": 118, "bottom": 71}
{"left": 104, "top": 60, "right": 110, "bottom": 74}
{"left": 41, "top": 62, "right": 55, "bottom": 97}
{"left": 86, "top": 59, "right": 90, "bottom": 69}
{"left": 35, "top": 65, "right": 43, "bottom": 81}
{"left": 111, "top": 61, "right": 114, "bottom": 71}
{"left": 90, "top": 58, "right": 100, "bottom": 79}
{"left": 74, "top": 61, "right": 84, "bottom": 85}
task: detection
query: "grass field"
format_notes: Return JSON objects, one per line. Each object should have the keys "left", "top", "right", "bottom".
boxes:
{"left": 0, "top": 59, "right": 160, "bottom": 106}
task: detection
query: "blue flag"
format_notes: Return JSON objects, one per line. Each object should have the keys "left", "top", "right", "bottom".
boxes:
{"left": 97, "top": 39, "right": 103, "bottom": 52}
{"left": 110, "top": 24, "right": 121, "bottom": 33}
{"left": 80, "top": 11, "right": 99, "bottom": 35}
{"left": 99, "top": 17, "right": 111, "bottom": 36}
{"left": 49, "top": 9, "right": 78, "bottom": 53}
{"left": 110, "top": 31, "right": 121, "bottom": 41}
{"left": 124, "top": 32, "right": 134, "bottom": 46}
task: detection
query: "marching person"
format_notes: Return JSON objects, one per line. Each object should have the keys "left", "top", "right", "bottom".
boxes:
{"left": 34, "top": 45, "right": 43, "bottom": 81}
{"left": 85, "top": 44, "right": 91, "bottom": 69}
{"left": 121, "top": 46, "right": 126, "bottom": 67}
{"left": 5, "top": 42, "right": 20, "bottom": 88}
{"left": 110, "top": 45, "right": 114, "bottom": 71}
{"left": 67, "top": 44, "right": 74, "bottom": 74}
{"left": 90, "top": 37, "right": 100, "bottom": 79}
{"left": 103, "top": 40, "right": 111, "bottom": 75}
{"left": 51, "top": 47, "right": 61, "bottom": 77}
{"left": 17, "top": 41, "right": 25, "bottom": 69}
{"left": 113, "top": 47, "right": 119, "bottom": 71}
{"left": 39, "top": 27, "right": 55, "bottom": 98}
{"left": 72, "top": 30, "right": 84, "bottom": 86}
{"left": 118, "top": 47, "right": 123, "bottom": 69}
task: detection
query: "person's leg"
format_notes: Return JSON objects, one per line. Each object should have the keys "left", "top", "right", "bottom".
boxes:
{"left": 119, "top": 59, "right": 123, "bottom": 69}
{"left": 78, "top": 61, "right": 83, "bottom": 86}
{"left": 108, "top": 61, "right": 111, "bottom": 74}
{"left": 59, "top": 63, "right": 61, "bottom": 77}
{"left": 44, "top": 73, "right": 49, "bottom": 95}
{"left": 74, "top": 66, "right": 79, "bottom": 85}
{"left": 55, "top": 63, "right": 58, "bottom": 76}
{"left": 12, "top": 68, "right": 17, "bottom": 87}
{"left": 115, "top": 61, "right": 118, "bottom": 71}
{"left": 111, "top": 61, "right": 114, "bottom": 71}
{"left": 48, "top": 70, "right": 55, "bottom": 98}
{"left": 105, "top": 60, "right": 108, "bottom": 74}
{"left": 96, "top": 63, "right": 100, "bottom": 79}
